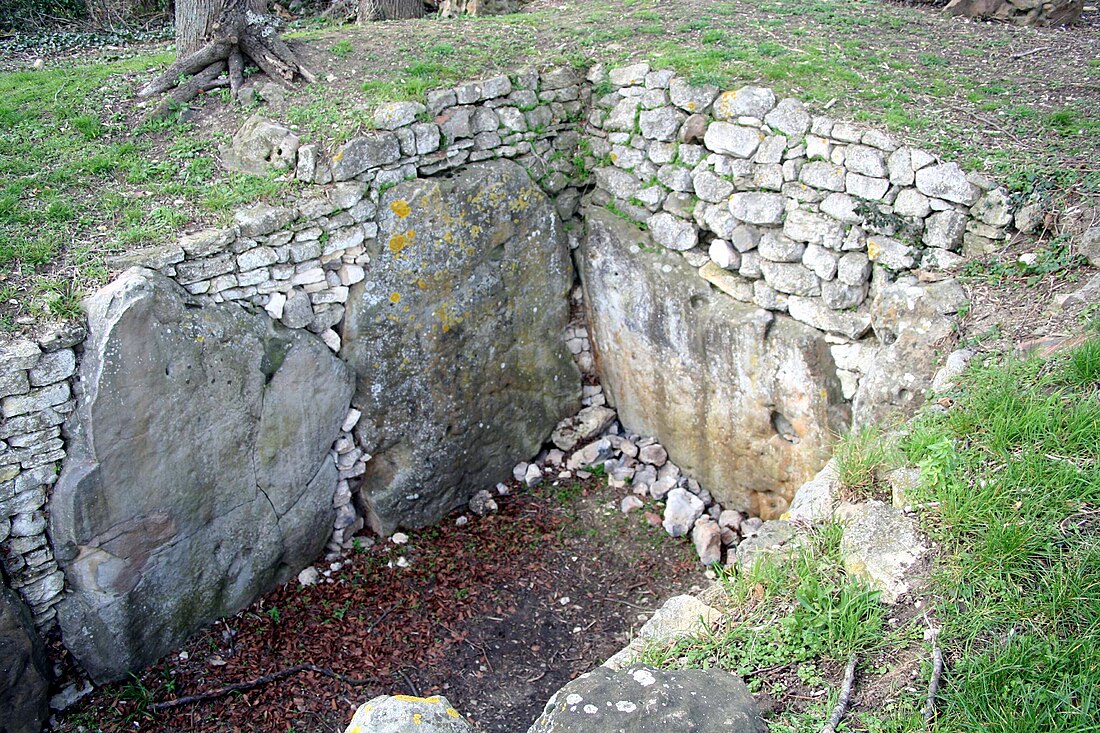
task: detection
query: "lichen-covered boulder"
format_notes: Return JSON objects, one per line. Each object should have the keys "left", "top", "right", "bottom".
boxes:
{"left": 580, "top": 209, "right": 847, "bottom": 518}
{"left": 343, "top": 694, "right": 475, "bottom": 733}
{"left": 528, "top": 666, "right": 765, "bottom": 733}
{"left": 51, "top": 268, "right": 354, "bottom": 682}
{"left": 0, "top": 585, "right": 49, "bottom": 733}
{"left": 342, "top": 160, "right": 580, "bottom": 533}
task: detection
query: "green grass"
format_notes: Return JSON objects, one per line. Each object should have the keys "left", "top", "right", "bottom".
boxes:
{"left": 897, "top": 343, "right": 1100, "bottom": 731}
{"left": 0, "top": 55, "right": 291, "bottom": 324}
{"left": 635, "top": 338, "right": 1100, "bottom": 731}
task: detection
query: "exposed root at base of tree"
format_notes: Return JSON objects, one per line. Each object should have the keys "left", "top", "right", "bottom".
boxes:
{"left": 138, "top": 0, "right": 314, "bottom": 119}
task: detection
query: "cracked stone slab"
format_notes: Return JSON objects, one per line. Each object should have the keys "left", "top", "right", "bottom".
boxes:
{"left": 603, "top": 595, "right": 722, "bottom": 671}
{"left": 50, "top": 268, "right": 353, "bottom": 682}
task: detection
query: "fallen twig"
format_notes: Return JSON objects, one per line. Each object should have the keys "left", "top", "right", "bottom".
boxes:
{"left": 820, "top": 653, "right": 858, "bottom": 733}
{"left": 1010, "top": 47, "right": 1048, "bottom": 60}
{"left": 924, "top": 645, "right": 945, "bottom": 726}
{"left": 150, "top": 663, "right": 377, "bottom": 712}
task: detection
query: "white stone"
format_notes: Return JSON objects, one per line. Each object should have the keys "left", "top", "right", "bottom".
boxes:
{"left": 662, "top": 488, "right": 704, "bottom": 537}
{"left": 703, "top": 122, "right": 762, "bottom": 158}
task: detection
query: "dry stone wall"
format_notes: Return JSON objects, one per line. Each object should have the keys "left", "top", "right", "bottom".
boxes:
{"left": 0, "top": 62, "right": 1020, "bottom": 692}
{"left": 0, "top": 324, "right": 82, "bottom": 627}
{"left": 581, "top": 61, "right": 1009, "bottom": 433}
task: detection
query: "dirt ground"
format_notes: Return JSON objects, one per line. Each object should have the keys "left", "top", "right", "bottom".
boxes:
{"left": 51, "top": 475, "right": 705, "bottom": 733}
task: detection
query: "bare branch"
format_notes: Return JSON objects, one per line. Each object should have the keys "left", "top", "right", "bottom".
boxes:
{"left": 924, "top": 645, "right": 945, "bottom": 725}
{"left": 820, "top": 653, "right": 858, "bottom": 733}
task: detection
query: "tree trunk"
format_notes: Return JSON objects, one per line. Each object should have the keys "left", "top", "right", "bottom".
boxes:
{"left": 176, "top": 0, "right": 222, "bottom": 57}
{"left": 359, "top": 0, "right": 423, "bottom": 21}
{"left": 141, "top": 0, "right": 314, "bottom": 119}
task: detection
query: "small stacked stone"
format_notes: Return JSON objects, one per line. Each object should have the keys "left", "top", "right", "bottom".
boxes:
{"left": 326, "top": 407, "right": 370, "bottom": 556}
{"left": 0, "top": 324, "right": 83, "bottom": 627}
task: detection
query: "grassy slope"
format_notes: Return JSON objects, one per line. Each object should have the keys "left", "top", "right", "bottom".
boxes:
{"left": 0, "top": 0, "right": 1098, "bottom": 327}
{"left": 641, "top": 336, "right": 1100, "bottom": 732}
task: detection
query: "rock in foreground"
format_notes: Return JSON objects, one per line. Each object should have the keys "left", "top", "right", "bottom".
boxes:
{"left": 528, "top": 666, "right": 765, "bottom": 733}
{"left": 51, "top": 268, "right": 353, "bottom": 682}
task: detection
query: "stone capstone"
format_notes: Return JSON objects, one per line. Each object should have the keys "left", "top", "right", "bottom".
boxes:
{"left": 581, "top": 210, "right": 847, "bottom": 519}
{"left": 0, "top": 586, "right": 49, "bottom": 733}
{"left": 342, "top": 160, "right": 580, "bottom": 534}
{"left": 528, "top": 666, "right": 765, "bottom": 733}
{"left": 50, "top": 268, "right": 354, "bottom": 682}
{"left": 343, "top": 694, "right": 476, "bottom": 733}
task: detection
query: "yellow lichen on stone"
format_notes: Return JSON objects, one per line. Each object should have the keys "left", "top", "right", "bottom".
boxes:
{"left": 390, "top": 292, "right": 402, "bottom": 304}
{"left": 393, "top": 695, "right": 442, "bottom": 704}
{"left": 417, "top": 278, "right": 427, "bottom": 289}
{"left": 867, "top": 239, "right": 882, "bottom": 261}
{"left": 412, "top": 713, "right": 423, "bottom": 725}
{"left": 388, "top": 230, "right": 417, "bottom": 255}
{"left": 446, "top": 708, "right": 460, "bottom": 718}
{"left": 390, "top": 199, "right": 412, "bottom": 218}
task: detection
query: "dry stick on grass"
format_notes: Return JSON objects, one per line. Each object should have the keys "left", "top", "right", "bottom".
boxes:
{"left": 924, "top": 644, "right": 945, "bottom": 725}
{"left": 150, "top": 663, "right": 378, "bottom": 712}
{"left": 820, "top": 653, "right": 858, "bottom": 733}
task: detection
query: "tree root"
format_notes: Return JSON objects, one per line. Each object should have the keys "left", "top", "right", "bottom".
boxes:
{"left": 139, "top": 1, "right": 314, "bottom": 120}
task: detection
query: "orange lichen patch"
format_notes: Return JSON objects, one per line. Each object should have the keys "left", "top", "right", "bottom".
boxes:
{"left": 388, "top": 230, "right": 417, "bottom": 255}
{"left": 393, "top": 695, "right": 442, "bottom": 704}
{"left": 389, "top": 292, "right": 402, "bottom": 304}
{"left": 390, "top": 199, "right": 412, "bottom": 218}
{"left": 417, "top": 278, "right": 428, "bottom": 289}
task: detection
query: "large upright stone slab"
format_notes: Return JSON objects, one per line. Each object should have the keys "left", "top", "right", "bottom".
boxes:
{"left": 580, "top": 210, "right": 847, "bottom": 518}
{"left": 342, "top": 160, "right": 580, "bottom": 533}
{"left": 51, "top": 268, "right": 354, "bottom": 682}
{"left": 0, "top": 586, "right": 49, "bottom": 733}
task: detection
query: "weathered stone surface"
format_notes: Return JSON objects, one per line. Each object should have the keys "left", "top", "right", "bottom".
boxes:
{"left": 853, "top": 280, "right": 962, "bottom": 426}
{"left": 0, "top": 585, "right": 49, "bottom": 733}
{"left": 785, "top": 459, "right": 838, "bottom": 525}
{"left": 220, "top": 115, "right": 299, "bottom": 175}
{"left": 648, "top": 212, "right": 698, "bottom": 251}
{"left": 342, "top": 160, "right": 580, "bottom": 534}
{"left": 704, "top": 122, "right": 762, "bottom": 158}
{"left": 528, "top": 666, "right": 764, "bottom": 733}
{"left": 582, "top": 210, "right": 847, "bottom": 518}
{"left": 51, "top": 268, "right": 353, "bottom": 682}
{"left": 786, "top": 296, "right": 871, "bottom": 339}
{"left": 373, "top": 101, "right": 427, "bottom": 130}
{"left": 764, "top": 98, "right": 810, "bottom": 136}
{"left": 669, "top": 78, "right": 720, "bottom": 114}
{"left": 841, "top": 502, "right": 927, "bottom": 604}
{"left": 603, "top": 595, "right": 721, "bottom": 670}
{"left": 663, "top": 488, "right": 705, "bottom": 537}
{"left": 734, "top": 519, "right": 799, "bottom": 568}
{"left": 343, "top": 694, "right": 475, "bottom": 733}
{"left": 551, "top": 406, "right": 617, "bottom": 451}
{"left": 729, "top": 192, "right": 785, "bottom": 225}
{"left": 332, "top": 133, "right": 402, "bottom": 181}
{"left": 714, "top": 86, "right": 776, "bottom": 120}
{"left": 915, "top": 163, "right": 979, "bottom": 205}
